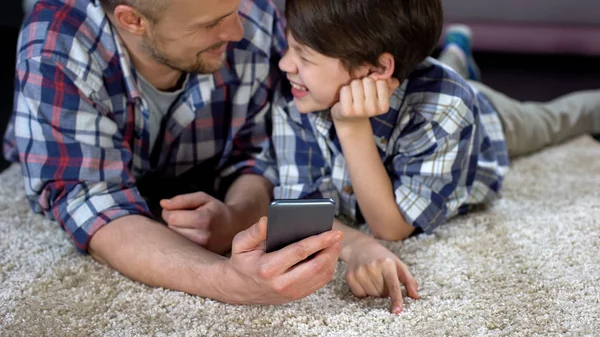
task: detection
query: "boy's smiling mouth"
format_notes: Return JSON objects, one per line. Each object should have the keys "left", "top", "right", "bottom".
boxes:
{"left": 289, "top": 79, "right": 310, "bottom": 98}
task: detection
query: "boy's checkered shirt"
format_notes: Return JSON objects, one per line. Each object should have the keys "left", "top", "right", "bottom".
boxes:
{"left": 273, "top": 57, "right": 510, "bottom": 233}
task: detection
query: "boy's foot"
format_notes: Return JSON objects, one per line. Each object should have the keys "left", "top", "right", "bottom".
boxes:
{"left": 441, "top": 24, "right": 481, "bottom": 81}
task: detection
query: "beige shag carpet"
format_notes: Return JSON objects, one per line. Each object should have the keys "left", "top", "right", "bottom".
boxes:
{"left": 1, "top": 136, "right": 600, "bottom": 336}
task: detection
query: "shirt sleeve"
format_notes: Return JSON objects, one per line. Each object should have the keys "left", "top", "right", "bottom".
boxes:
{"left": 391, "top": 96, "right": 479, "bottom": 233}
{"left": 13, "top": 57, "right": 151, "bottom": 253}
{"left": 217, "top": 3, "right": 287, "bottom": 188}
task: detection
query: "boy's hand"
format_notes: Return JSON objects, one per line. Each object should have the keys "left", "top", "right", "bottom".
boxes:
{"left": 345, "top": 237, "right": 420, "bottom": 314}
{"left": 161, "top": 192, "right": 239, "bottom": 254}
{"left": 331, "top": 77, "right": 400, "bottom": 123}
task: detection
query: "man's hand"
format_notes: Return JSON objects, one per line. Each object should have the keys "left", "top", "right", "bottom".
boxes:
{"left": 223, "top": 217, "right": 344, "bottom": 304}
{"left": 344, "top": 236, "right": 420, "bottom": 314}
{"left": 160, "top": 192, "right": 239, "bottom": 254}
{"left": 331, "top": 77, "right": 400, "bottom": 124}
{"left": 89, "top": 215, "right": 342, "bottom": 306}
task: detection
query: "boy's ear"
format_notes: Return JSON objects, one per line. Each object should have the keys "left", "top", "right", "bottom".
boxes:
{"left": 368, "top": 53, "right": 395, "bottom": 81}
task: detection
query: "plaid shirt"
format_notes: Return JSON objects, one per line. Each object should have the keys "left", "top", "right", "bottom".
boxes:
{"left": 3, "top": 0, "right": 286, "bottom": 252}
{"left": 273, "top": 57, "right": 510, "bottom": 233}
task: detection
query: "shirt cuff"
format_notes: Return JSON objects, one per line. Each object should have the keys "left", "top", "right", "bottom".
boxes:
{"left": 53, "top": 185, "right": 151, "bottom": 254}
{"left": 241, "top": 159, "right": 279, "bottom": 187}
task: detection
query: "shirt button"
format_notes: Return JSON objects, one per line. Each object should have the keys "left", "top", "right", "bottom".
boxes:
{"left": 343, "top": 185, "right": 354, "bottom": 195}
{"left": 380, "top": 138, "right": 388, "bottom": 145}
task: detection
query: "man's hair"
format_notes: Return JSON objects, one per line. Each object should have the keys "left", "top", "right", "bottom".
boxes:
{"left": 99, "top": 0, "right": 167, "bottom": 22}
{"left": 286, "top": 0, "right": 443, "bottom": 80}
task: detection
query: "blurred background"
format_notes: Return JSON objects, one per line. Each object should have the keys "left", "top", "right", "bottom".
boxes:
{"left": 442, "top": 0, "right": 600, "bottom": 102}
{"left": 0, "top": 1, "right": 23, "bottom": 172}
{"left": 0, "top": 0, "right": 599, "bottom": 172}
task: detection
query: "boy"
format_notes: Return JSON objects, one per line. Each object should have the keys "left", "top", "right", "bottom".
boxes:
{"left": 273, "top": 0, "right": 600, "bottom": 313}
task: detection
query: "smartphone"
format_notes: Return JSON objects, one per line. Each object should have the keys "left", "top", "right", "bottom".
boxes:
{"left": 265, "top": 198, "right": 336, "bottom": 253}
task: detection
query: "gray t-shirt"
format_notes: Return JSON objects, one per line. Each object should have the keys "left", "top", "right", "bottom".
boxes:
{"left": 137, "top": 73, "right": 188, "bottom": 151}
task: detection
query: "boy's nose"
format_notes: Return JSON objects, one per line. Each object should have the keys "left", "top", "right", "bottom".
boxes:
{"left": 278, "top": 51, "right": 297, "bottom": 73}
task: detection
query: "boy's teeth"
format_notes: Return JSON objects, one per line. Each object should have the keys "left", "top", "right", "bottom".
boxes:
{"left": 291, "top": 82, "right": 308, "bottom": 91}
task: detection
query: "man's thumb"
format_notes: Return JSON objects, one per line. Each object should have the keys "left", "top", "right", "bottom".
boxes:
{"left": 232, "top": 216, "right": 268, "bottom": 254}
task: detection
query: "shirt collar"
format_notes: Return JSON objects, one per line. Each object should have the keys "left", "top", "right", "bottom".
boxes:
{"left": 113, "top": 30, "right": 144, "bottom": 102}
{"left": 113, "top": 29, "right": 215, "bottom": 115}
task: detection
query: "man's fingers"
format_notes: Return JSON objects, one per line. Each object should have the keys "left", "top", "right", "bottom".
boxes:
{"left": 277, "top": 241, "right": 342, "bottom": 291}
{"left": 396, "top": 260, "right": 420, "bottom": 299}
{"left": 161, "top": 209, "right": 170, "bottom": 224}
{"left": 163, "top": 209, "right": 210, "bottom": 229}
{"left": 263, "top": 230, "right": 343, "bottom": 276}
{"left": 382, "top": 262, "right": 404, "bottom": 314}
{"left": 160, "top": 192, "right": 212, "bottom": 210}
{"left": 169, "top": 226, "right": 210, "bottom": 246}
{"left": 232, "top": 216, "right": 268, "bottom": 254}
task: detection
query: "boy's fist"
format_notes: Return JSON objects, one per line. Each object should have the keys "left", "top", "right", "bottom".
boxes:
{"left": 331, "top": 77, "right": 400, "bottom": 121}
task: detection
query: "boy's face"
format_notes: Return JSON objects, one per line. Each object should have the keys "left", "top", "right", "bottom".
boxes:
{"left": 279, "top": 33, "right": 367, "bottom": 113}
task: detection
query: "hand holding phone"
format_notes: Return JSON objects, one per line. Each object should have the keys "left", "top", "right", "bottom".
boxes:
{"left": 225, "top": 216, "right": 343, "bottom": 304}
{"left": 265, "top": 198, "right": 336, "bottom": 253}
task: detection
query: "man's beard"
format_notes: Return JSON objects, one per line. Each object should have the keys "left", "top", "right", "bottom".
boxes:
{"left": 143, "top": 37, "right": 227, "bottom": 74}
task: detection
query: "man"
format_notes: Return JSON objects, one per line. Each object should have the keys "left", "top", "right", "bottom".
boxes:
{"left": 4, "top": 0, "right": 342, "bottom": 304}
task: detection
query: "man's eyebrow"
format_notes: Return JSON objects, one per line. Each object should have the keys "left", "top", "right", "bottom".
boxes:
{"left": 201, "top": 10, "right": 236, "bottom": 25}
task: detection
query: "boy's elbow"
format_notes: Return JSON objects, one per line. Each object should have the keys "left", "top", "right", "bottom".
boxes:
{"left": 372, "top": 231, "right": 405, "bottom": 242}
{"left": 367, "top": 209, "right": 415, "bottom": 241}
{"left": 371, "top": 225, "right": 413, "bottom": 242}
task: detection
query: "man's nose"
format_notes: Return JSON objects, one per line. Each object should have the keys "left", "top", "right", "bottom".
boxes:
{"left": 219, "top": 12, "right": 244, "bottom": 42}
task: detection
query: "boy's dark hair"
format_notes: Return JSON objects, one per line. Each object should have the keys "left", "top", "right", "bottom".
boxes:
{"left": 286, "top": 0, "right": 443, "bottom": 80}
{"left": 99, "top": 0, "right": 167, "bottom": 22}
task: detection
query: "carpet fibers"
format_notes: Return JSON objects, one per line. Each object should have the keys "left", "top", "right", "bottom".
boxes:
{"left": 1, "top": 136, "right": 599, "bottom": 336}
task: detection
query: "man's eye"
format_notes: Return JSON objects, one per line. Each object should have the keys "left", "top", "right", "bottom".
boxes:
{"left": 206, "top": 21, "right": 221, "bottom": 29}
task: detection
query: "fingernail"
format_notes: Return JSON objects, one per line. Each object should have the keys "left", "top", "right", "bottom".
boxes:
{"left": 393, "top": 306, "right": 401, "bottom": 314}
{"left": 333, "top": 233, "right": 343, "bottom": 242}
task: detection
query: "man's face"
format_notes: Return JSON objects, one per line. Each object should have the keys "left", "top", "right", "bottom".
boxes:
{"left": 278, "top": 33, "right": 366, "bottom": 113}
{"left": 142, "top": 0, "right": 244, "bottom": 74}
